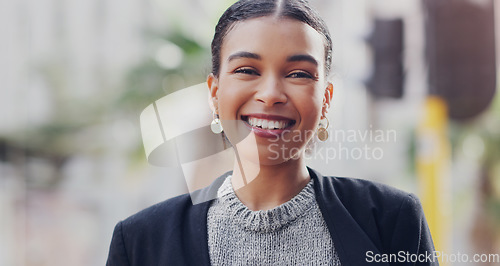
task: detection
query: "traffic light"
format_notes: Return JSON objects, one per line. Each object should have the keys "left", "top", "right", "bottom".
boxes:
{"left": 423, "top": 0, "right": 496, "bottom": 121}
{"left": 366, "top": 18, "right": 405, "bottom": 99}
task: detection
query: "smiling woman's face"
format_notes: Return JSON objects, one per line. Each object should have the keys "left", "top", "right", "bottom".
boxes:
{"left": 208, "top": 16, "right": 332, "bottom": 165}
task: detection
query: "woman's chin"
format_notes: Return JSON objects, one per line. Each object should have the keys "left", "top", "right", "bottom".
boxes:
{"left": 235, "top": 143, "right": 304, "bottom": 167}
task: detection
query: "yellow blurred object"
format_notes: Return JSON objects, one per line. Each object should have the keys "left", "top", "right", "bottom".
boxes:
{"left": 416, "top": 96, "right": 452, "bottom": 265}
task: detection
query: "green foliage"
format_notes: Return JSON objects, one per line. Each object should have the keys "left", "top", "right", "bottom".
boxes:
{"left": 115, "top": 29, "right": 210, "bottom": 112}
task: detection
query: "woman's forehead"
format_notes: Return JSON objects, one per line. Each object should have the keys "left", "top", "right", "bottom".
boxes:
{"left": 220, "top": 17, "right": 325, "bottom": 64}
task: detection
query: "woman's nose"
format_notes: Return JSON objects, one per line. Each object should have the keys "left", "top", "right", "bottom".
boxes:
{"left": 254, "top": 75, "right": 287, "bottom": 106}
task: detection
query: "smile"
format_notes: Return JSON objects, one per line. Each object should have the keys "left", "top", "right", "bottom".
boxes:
{"left": 241, "top": 115, "right": 296, "bottom": 131}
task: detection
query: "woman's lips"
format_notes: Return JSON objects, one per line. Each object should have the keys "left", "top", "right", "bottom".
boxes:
{"left": 241, "top": 114, "right": 296, "bottom": 138}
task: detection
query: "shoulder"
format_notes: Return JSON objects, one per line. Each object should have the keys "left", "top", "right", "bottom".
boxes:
{"left": 107, "top": 172, "right": 229, "bottom": 265}
{"left": 107, "top": 193, "right": 198, "bottom": 265}
{"left": 325, "top": 175, "right": 425, "bottom": 228}
{"left": 120, "top": 171, "right": 228, "bottom": 230}
{"left": 309, "top": 167, "right": 423, "bottom": 221}
{"left": 318, "top": 175, "right": 430, "bottom": 251}
{"left": 307, "top": 168, "right": 436, "bottom": 263}
{"left": 325, "top": 175, "right": 418, "bottom": 210}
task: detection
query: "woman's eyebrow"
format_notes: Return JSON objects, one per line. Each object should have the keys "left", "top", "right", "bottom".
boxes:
{"left": 228, "top": 51, "right": 261, "bottom": 62}
{"left": 287, "top": 54, "right": 318, "bottom": 66}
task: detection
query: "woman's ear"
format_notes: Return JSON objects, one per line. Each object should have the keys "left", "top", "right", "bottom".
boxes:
{"left": 321, "top": 82, "right": 333, "bottom": 118}
{"left": 207, "top": 73, "right": 219, "bottom": 113}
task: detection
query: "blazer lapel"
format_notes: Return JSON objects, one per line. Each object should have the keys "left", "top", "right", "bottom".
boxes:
{"left": 309, "top": 167, "right": 389, "bottom": 266}
{"left": 185, "top": 171, "right": 231, "bottom": 265}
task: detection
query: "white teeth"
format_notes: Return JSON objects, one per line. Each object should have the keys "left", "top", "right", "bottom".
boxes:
{"left": 269, "top": 121, "right": 275, "bottom": 129}
{"left": 246, "top": 117, "right": 291, "bottom": 129}
{"left": 262, "top": 120, "right": 268, "bottom": 129}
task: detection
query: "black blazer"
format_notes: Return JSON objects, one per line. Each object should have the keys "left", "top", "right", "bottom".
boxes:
{"left": 107, "top": 168, "right": 438, "bottom": 265}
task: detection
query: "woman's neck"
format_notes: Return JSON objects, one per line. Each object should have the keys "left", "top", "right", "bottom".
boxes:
{"left": 230, "top": 158, "right": 311, "bottom": 211}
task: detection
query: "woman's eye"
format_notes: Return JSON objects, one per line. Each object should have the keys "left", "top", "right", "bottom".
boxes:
{"left": 287, "top": 71, "right": 314, "bottom": 79}
{"left": 234, "top": 68, "right": 260, "bottom": 76}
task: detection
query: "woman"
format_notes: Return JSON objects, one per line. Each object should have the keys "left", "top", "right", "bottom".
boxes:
{"left": 107, "top": 0, "right": 437, "bottom": 265}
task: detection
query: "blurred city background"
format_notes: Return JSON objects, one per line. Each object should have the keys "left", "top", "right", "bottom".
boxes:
{"left": 1, "top": 0, "right": 499, "bottom": 265}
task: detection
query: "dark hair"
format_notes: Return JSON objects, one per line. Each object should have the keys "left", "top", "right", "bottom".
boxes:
{"left": 211, "top": 0, "right": 332, "bottom": 77}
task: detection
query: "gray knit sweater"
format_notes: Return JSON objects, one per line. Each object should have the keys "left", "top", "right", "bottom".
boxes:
{"left": 207, "top": 176, "right": 341, "bottom": 265}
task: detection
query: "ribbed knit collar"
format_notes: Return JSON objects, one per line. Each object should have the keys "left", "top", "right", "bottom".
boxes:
{"left": 215, "top": 175, "right": 316, "bottom": 232}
